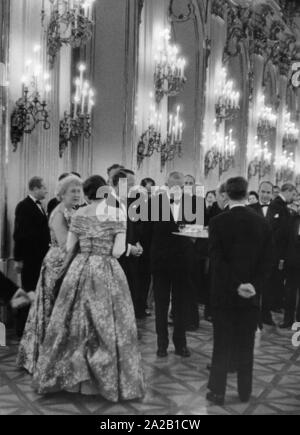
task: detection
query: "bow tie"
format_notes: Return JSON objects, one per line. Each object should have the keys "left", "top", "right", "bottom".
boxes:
{"left": 261, "top": 204, "right": 270, "bottom": 208}
{"left": 36, "top": 200, "right": 42, "bottom": 205}
{"left": 170, "top": 198, "right": 181, "bottom": 205}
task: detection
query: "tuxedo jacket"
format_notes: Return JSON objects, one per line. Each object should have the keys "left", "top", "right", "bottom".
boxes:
{"left": 209, "top": 206, "right": 273, "bottom": 309}
{"left": 248, "top": 202, "right": 267, "bottom": 218}
{"left": 47, "top": 197, "right": 60, "bottom": 217}
{"left": 0, "top": 271, "right": 18, "bottom": 304}
{"left": 150, "top": 193, "right": 196, "bottom": 273}
{"left": 13, "top": 196, "right": 50, "bottom": 263}
{"left": 266, "top": 196, "right": 292, "bottom": 261}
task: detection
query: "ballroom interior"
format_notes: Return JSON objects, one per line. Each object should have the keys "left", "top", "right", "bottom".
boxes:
{"left": 1, "top": 0, "right": 300, "bottom": 416}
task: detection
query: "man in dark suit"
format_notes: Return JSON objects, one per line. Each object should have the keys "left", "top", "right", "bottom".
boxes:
{"left": 207, "top": 177, "right": 273, "bottom": 406}
{"left": 13, "top": 177, "right": 50, "bottom": 336}
{"left": 248, "top": 181, "right": 274, "bottom": 326}
{"left": 150, "top": 172, "right": 196, "bottom": 358}
{"left": 267, "top": 183, "right": 297, "bottom": 312}
{"left": 280, "top": 213, "right": 300, "bottom": 328}
{"left": 109, "top": 169, "right": 144, "bottom": 318}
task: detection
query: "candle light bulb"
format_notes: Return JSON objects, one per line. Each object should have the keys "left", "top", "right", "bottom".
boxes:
{"left": 78, "top": 63, "right": 86, "bottom": 72}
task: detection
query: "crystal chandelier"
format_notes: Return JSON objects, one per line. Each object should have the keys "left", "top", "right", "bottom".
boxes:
{"left": 43, "top": 0, "right": 95, "bottom": 66}
{"left": 204, "top": 124, "right": 236, "bottom": 177}
{"left": 60, "top": 63, "right": 95, "bottom": 157}
{"left": 275, "top": 149, "right": 295, "bottom": 183}
{"left": 11, "top": 44, "right": 51, "bottom": 150}
{"left": 283, "top": 108, "right": 299, "bottom": 146}
{"left": 154, "top": 28, "right": 187, "bottom": 104}
{"left": 248, "top": 137, "right": 272, "bottom": 180}
{"left": 257, "top": 94, "right": 277, "bottom": 138}
{"left": 137, "top": 101, "right": 183, "bottom": 171}
{"left": 215, "top": 67, "right": 240, "bottom": 129}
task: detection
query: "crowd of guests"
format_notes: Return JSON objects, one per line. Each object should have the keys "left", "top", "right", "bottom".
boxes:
{"left": 0, "top": 164, "right": 299, "bottom": 406}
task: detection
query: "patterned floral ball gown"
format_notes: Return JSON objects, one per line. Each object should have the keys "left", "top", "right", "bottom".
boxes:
{"left": 17, "top": 206, "right": 75, "bottom": 374}
{"left": 33, "top": 207, "right": 145, "bottom": 402}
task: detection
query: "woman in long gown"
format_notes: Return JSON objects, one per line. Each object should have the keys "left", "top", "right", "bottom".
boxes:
{"left": 33, "top": 175, "right": 145, "bottom": 402}
{"left": 17, "top": 175, "right": 83, "bottom": 374}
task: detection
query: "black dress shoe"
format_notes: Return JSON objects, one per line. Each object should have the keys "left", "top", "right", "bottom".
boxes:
{"left": 175, "top": 347, "right": 191, "bottom": 357}
{"left": 157, "top": 348, "right": 168, "bottom": 358}
{"left": 279, "top": 322, "right": 293, "bottom": 329}
{"left": 206, "top": 391, "right": 224, "bottom": 406}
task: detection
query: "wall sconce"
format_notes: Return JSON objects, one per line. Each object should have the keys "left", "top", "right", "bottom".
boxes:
{"left": 10, "top": 45, "right": 51, "bottom": 151}
{"left": 204, "top": 126, "right": 236, "bottom": 177}
{"left": 275, "top": 150, "right": 295, "bottom": 184}
{"left": 283, "top": 108, "right": 299, "bottom": 146}
{"left": 154, "top": 28, "right": 187, "bottom": 104}
{"left": 137, "top": 104, "right": 183, "bottom": 171}
{"left": 248, "top": 137, "right": 272, "bottom": 180}
{"left": 42, "top": 0, "right": 95, "bottom": 67}
{"left": 59, "top": 63, "right": 94, "bottom": 157}
{"left": 215, "top": 67, "right": 240, "bottom": 129}
{"left": 257, "top": 94, "right": 277, "bottom": 138}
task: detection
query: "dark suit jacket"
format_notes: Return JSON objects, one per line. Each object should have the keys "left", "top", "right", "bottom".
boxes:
{"left": 286, "top": 215, "right": 300, "bottom": 271}
{"left": 13, "top": 196, "right": 50, "bottom": 263}
{"left": 150, "top": 193, "right": 196, "bottom": 273}
{"left": 47, "top": 197, "right": 60, "bottom": 217}
{"left": 266, "top": 196, "right": 291, "bottom": 261}
{"left": 0, "top": 271, "right": 18, "bottom": 304}
{"left": 209, "top": 206, "right": 273, "bottom": 309}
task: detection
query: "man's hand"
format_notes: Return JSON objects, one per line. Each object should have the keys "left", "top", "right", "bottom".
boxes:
{"left": 14, "top": 261, "right": 23, "bottom": 274}
{"left": 238, "top": 283, "right": 256, "bottom": 299}
{"left": 10, "top": 289, "right": 30, "bottom": 310}
{"left": 136, "top": 242, "right": 144, "bottom": 256}
{"left": 130, "top": 245, "right": 143, "bottom": 257}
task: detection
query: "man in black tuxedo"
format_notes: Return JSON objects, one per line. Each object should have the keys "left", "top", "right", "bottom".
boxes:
{"left": 207, "top": 177, "right": 273, "bottom": 406}
{"left": 280, "top": 212, "right": 300, "bottom": 328}
{"left": 248, "top": 181, "right": 274, "bottom": 326}
{"left": 109, "top": 169, "right": 144, "bottom": 318}
{"left": 13, "top": 177, "right": 50, "bottom": 336}
{"left": 267, "top": 183, "right": 297, "bottom": 312}
{"left": 150, "top": 172, "right": 196, "bottom": 358}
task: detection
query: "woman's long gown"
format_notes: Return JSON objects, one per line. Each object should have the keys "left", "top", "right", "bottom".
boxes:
{"left": 17, "top": 207, "right": 74, "bottom": 374}
{"left": 33, "top": 213, "right": 145, "bottom": 402}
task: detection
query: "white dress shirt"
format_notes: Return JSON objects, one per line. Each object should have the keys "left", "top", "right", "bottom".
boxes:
{"left": 260, "top": 203, "right": 270, "bottom": 217}
{"left": 167, "top": 192, "right": 182, "bottom": 222}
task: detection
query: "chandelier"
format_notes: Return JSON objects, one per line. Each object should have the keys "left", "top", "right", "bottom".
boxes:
{"left": 11, "top": 45, "right": 51, "bottom": 150}
{"left": 215, "top": 67, "right": 240, "bottom": 129}
{"left": 257, "top": 94, "right": 277, "bottom": 138}
{"left": 43, "top": 0, "right": 95, "bottom": 66}
{"left": 154, "top": 28, "right": 187, "bottom": 104}
{"left": 248, "top": 137, "right": 272, "bottom": 180}
{"left": 275, "top": 149, "right": 295, "bottom": 183}
{"left": 137, "top": 102, "right": 183, "bottom": 171}
{"left": 283, "top": 108, "right": 299, "bottom": 146}
{"left": 59, "top": 63, "right": 95, "bottom": 157}
{"left": 204, "top": 124, "right": 236, "bottom": 177}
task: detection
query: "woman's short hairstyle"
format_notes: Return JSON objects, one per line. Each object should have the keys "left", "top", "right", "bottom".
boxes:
{"left": 141, "top": 177, "right": 156, "bottom": 187}
{"left": 56, "top": 175, "right": 82, "bottom": 201}
{"left": 248, "top": 191, "right": 259, "bottom": 201}
{"left": 83, "top": 175, "right": 107, "bottom": 200}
